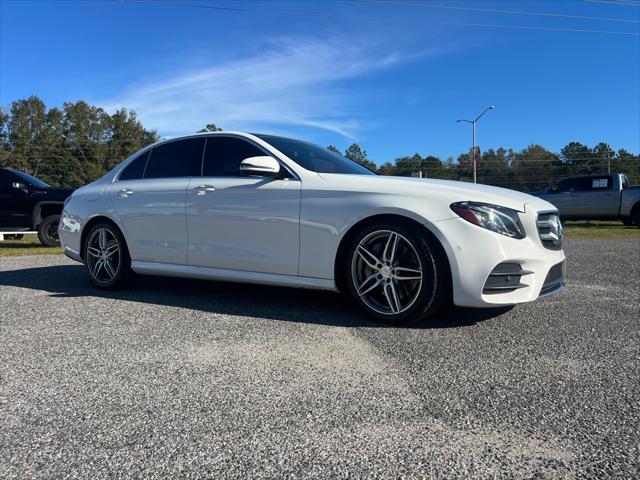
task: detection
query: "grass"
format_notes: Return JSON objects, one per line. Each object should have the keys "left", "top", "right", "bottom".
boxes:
{"left": 562, "top": 220, "right": 640, "bottom": 240}
{"left": 1, "top": 221, "right": 638, "bottom": 258}
{"left": 0, "top": 234, "right": 63, "bottom": 257}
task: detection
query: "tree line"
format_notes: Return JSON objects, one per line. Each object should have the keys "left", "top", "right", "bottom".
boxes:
{"left": 1, "top": 96, "right": 638, "bottom": 191}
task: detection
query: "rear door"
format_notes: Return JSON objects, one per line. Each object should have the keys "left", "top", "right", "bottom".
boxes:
{"left": 576, "top": 175, "right": 619, "bottom": 216}
{"left": 110, "top": 138, "right": 205, "bottom": 264}
{"left": 186, "top": 135, "right": 301, "bottom": 275}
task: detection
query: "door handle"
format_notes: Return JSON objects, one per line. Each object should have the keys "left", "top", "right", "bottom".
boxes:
{"left": 193, "top": 185, "right": 216, "bottom": 196}
{"left": 118, "top": 188, "right": 133, "bottom": 198}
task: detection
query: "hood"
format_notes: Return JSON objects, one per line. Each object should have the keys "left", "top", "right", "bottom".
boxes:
{"left": 318, "top": 173, "right": 549, "bottom": 212}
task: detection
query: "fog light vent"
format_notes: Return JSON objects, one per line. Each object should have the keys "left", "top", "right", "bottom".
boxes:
{"left": 483, "top": 263, "right": 532, "bottom": 295}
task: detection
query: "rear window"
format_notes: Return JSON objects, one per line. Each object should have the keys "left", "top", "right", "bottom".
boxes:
{"left": 144, "top": 138, "right": 205, "bottom": 178}
{"left": 590, "top": 177, "right": 611, "bottom": 189}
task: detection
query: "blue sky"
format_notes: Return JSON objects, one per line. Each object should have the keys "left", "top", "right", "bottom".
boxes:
{"left": 1, "top": 0, "right": 639, "bottom": 165}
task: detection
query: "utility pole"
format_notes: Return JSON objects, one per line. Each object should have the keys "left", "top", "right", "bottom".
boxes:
{"left": 457, "top": 105, "right": 495, "bottom": 184}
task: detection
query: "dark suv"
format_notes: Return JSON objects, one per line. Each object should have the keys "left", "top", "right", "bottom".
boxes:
{"left": 0, "top": 167, "right": 74, "bottom": 246}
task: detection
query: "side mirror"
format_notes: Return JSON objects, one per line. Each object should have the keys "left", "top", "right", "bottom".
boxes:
{"left": 239, "top": 156, "right": 281, "bottom": 177}
{"left": 12, "top": 181, "right": 26, "bottom": 190}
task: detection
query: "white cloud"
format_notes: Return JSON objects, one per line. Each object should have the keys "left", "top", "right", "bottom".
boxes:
{"left": 99, "top": 37, "right": 419, "bottom": 139}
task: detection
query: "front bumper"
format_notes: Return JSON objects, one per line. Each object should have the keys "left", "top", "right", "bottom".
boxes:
{"left": 434, "top": 205, "right": 566, "bottom": 308}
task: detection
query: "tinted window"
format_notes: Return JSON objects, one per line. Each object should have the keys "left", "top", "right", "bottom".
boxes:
{"left": 556, "top": 177, "right": 591, "bottom": 192}
{"left": 203, "top": 136, "right": 267, "bottom": 177}
{"left": 257, "top": 134, "right": 375, "bottom": 175}
{"left": 145, "top": 138, "right": 205, "bottom": 179}
{"left": 119, "top": 151, "right": 149, "bottom": 180}
{"left": 0, "top": 171, "right": 12, "bottom": 191}
{"left": 12, "top": 169, "right": 50, "bottom": 188}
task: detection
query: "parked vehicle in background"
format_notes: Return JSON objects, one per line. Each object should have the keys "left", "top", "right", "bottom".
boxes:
{"left": 533, "top": 173, "right": 640, "bottom": 227}
{"left": 0, "top": 167, "right": 74, "bottom": 246}
{"left": 60, "top": 132, "right": 565, "bottom": 325}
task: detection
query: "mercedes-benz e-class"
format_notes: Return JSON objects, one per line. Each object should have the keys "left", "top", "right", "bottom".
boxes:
{"left": 60, "top": 132, "right": 565, "bottom": 324}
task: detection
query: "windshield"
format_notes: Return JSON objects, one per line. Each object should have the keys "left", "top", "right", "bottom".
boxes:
{"left": 256, "top": 134, "right": 376, "bottom": 175}
{"left": 13, "top": 169, "right": 50, "bottom": 188}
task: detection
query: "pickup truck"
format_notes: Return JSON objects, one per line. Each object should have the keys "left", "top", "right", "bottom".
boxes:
{"left": 0, "top": 167, "right": 74, "bottom": 246}
{"left": 533, "top": 173, "right": 640, "bottom": 226}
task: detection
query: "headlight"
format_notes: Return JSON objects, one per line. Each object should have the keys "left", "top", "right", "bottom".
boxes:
{"left": 450, "top": 202, "right": 525, "bottom": 239}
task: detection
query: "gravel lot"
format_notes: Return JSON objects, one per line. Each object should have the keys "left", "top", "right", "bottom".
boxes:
{"left": 1, "top": 239, "right": 639, "bottom": 479}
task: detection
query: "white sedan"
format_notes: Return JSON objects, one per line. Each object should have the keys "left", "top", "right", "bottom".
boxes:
{"left": 60, "top": 132, "right": 565, "bottom": 324}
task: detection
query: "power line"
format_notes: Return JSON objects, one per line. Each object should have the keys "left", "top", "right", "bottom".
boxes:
{"left": 119, "top": 0, "right": 640, "bottom": 36}
{"left": 355, "top": 0, "right": 640, "bottom": 24}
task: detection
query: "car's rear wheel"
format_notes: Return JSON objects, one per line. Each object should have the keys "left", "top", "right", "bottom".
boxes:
{"left": 37, "top": 215, "right": 61, "bottom": 247}
{"left": 346, "top": 223, "right": 447, "bottom": 324}
{"left": 83, "top": 222, "right": 131, "bottom": 289}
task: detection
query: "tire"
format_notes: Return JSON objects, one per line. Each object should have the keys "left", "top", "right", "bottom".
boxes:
{"left": 345, "top": 222, "right": 448, "bottom": 325}
{"left": 632, "top": 207, "right": 640, "bottom": 228}
{"left": 37, "top": 215, "right": 61, "bottom": 247}
{"left": 83, "top": 222, "right": 131, "bottom": 289}
{"left": 622, "top": 218, "right": 633, "bottom": 226}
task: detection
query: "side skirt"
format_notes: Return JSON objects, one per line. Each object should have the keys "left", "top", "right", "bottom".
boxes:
{"left": 131, "top": 261, "right": 338, "bottom": 291}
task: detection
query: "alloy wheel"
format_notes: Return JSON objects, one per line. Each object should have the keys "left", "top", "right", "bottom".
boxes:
{"left": 45, "top": 222, "right": 59, "bottom": 243}
{"left": 351, "top": 229, "right": 423, "bottom": 316}
{"left": 86, "top": 227, "right": 121, "bottom": 285}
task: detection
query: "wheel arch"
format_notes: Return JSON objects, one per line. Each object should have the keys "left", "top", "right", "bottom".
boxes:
{"left": 333, "top": 213, "right": 453, "bottom": 300}
{"left": 80, "top": 215, "right": 129, "bottom": 261}
{"left": 31, "top": 201, "right": 64, "bottom": 229}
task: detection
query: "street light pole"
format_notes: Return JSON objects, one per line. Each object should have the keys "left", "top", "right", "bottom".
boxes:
{"left": 457, "top": 105, "right": 495, "bottom": 184}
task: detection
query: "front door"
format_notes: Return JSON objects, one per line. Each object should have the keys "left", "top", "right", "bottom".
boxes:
{"left": 0, "top": 170, "right": 31, "bottom": 228}
{"left": 186, "top": 135, "right": 301, "bottom": 276}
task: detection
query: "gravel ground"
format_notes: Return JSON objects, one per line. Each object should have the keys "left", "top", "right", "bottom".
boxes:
{"left": 1, "top": 239, "right": 639, "bottom": 479}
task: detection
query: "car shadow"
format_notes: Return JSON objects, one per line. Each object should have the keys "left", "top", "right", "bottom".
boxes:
{"left": 0, "top": 264, "right": 512, "bottom": 329}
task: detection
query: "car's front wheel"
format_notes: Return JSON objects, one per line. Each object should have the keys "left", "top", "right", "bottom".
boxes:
{"left": 346, "top": 223, "right": 447, "bottom": 325}
{"left": 83, "top": 222, "right": 131, "bottom": 289}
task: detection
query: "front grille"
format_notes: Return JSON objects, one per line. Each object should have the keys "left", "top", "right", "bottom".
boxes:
{"left": 483, "top": 262, "right": 533, "bottom": 295}
{"left": 537, "top": 212, "right": 563, "bottom": 250}
{"left": 540, "top": 261, "right": 565, "bottom": 295}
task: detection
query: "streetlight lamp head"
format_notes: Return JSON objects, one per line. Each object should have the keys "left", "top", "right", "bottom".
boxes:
{"left": 489, "top": 105, "right": 495, "bottom": 109}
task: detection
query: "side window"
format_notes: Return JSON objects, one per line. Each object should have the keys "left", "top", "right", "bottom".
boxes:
{"left": 119, "top": 151, "right": 149, "bottom": 181}
{"left": 0, "top": 171, "right": 12, "bottom": 191}
{"left": 145, "top": 138, "right": 205, "bottom": 179}
{"left": 555, "top": 179, "right": 574, "bottom": 192}
{"left": 203, "top": 136, "right": 267, "bottom": 177}
{"left": 558, "top": 178, "right": 591, "bottom": 192}
{"left": 590, "top": 177, "right": 611, "bottom": 190}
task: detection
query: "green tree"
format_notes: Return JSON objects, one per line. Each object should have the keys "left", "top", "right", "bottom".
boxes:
{"left": 511, "top": 145, "right": 557, "bottom": 192}
{"left": 197, "top": 123, "right": 222, "bottom": 133}
{"left": 326, "top": 145, "right": 342, "bottom": 155}
{"left": 559, "top": 141, "right": 592, "bottom": 176}
{"left": 0, "top": 96, "right": 157, "bottom": 187}
{"left": 477, "top": 148, "right": 513, "bottom": 188}
{"left": 345, "top": 143, "right": 377, "bottom": 171}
